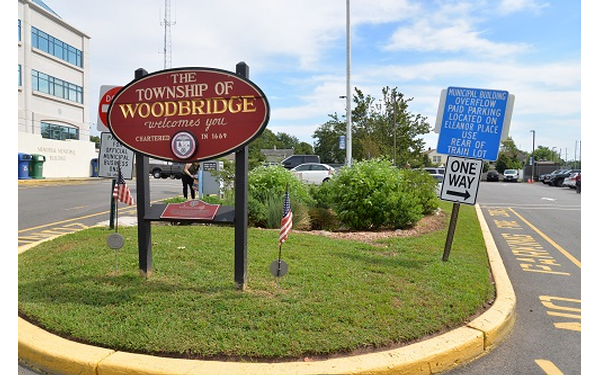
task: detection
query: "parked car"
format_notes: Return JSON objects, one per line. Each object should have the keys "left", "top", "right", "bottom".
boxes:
{"left": 291, "top": 163, "right": 335, "bottom": 185}
{"left": 576, "top": 173, "right": 581, "bottom": 193}
{"left": 486, "top": 170, "right": 500, "bottom": 181}
{"left": 563, "top": 172, "right": 580, "bottom": 189}
{"left": 503, "top": 169, "right": 519, "bottom": 182}
{"left": 540, "top": 169, "right": 562, "bottom": 184}
{"left": 548, "top": 169, "right": 580, "bottom": 187}
{"left": 422, "top": 167, "right": 445, "bottom": 184}
{"left": 149, "top": 159, "right": 185, "bottom": 179}
{"left": 281, "top": 155, "right": 320, "bottom": 169}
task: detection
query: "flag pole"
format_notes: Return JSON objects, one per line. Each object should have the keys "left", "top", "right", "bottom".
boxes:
{"left": 272, "top": 182, "right": 292, "bottom": 292}
{"left": 276, "top": 243, "right": 283, "bottom": 291}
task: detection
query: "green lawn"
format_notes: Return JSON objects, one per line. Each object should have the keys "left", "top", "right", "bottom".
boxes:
{"left": 18, "top": 201, "right": 494, "bottom": 362}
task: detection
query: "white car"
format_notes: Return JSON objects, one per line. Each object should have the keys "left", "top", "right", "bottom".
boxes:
{"left": 503, "top": 169, "right": 519, "bottom": 182}
{"left": 291, "top": 163, "right": 336, "bottom": 185}
{"left": 423, "top": 167, "right": 445, "bottom": 184}
{"left": 563, "top": 172, "right": 580, "bottom": 189}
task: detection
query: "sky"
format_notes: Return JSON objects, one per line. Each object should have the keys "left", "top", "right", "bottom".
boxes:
{"left": 22, "top": 0, "right": 584, "bottom": 159}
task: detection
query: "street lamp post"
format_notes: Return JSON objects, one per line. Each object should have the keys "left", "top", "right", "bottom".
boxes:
{"left": 345, "top": 0, "right": 352, "bottom": 167}
{"left": 530, "top": 130, "right": 535, "bottom": 182}
{"left": 393, "top": 103, "right": 397, "bottom": 167}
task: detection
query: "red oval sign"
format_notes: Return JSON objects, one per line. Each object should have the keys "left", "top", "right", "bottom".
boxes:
{"left": 107, "top": 67, "right": 270, "bottom": 161}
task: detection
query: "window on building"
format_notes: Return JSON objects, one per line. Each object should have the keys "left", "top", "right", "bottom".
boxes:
{"left": 18, "top": 19, "right": 21, "bottom": 42}
{"left": 41, "top": 122, "right": 79, "bottom": 140}
{"left": 31, "top": 26, "right": 83, "bottom": 68}
{"left": 18, "top": 65, "right": 22, "bottom": 87}
{"left": 31, "top": 70, "right": 83, "bottom": 104}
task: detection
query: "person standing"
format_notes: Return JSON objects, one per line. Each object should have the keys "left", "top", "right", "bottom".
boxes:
{"left": 182, "top": 162, "right": 200, "bottom": 199}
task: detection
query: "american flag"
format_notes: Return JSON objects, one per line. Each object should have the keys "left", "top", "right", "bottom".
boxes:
{"left": 279, "top": 185, "right": 293, "bottom": 246}
{"left": 113, "top": 169, "right": 135, "bottom": 205}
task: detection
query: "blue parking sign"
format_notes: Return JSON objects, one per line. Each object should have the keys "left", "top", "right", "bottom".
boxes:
{"left": 434, "top": 87, "right": 514, "bottom": 161}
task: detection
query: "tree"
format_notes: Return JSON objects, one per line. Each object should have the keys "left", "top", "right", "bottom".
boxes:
{"left": 312, "top": 113, "right": 348, "bottom": 164}
{"left": 90, "top": 135, "right": 100, "bottom": 149}
{"left": 496, "top": 137, "right": 524, "bottom": 170}
{"left": 312, "top": 87, "right": 431, "bottom": 166}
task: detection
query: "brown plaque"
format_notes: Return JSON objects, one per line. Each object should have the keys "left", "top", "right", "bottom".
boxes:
{"left": 160, "top": 200, "right": 221, "bottom": 220}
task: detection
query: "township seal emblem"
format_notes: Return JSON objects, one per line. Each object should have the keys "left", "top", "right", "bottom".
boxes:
{"left": 171, "top": 132, "right": 197, "bottom": 159}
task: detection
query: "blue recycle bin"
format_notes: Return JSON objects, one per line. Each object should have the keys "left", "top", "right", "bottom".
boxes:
{"left": 91, "top": 158, "right": 99, "bottom": 177}
{"left": 18, "top": 153, "right": 32, "bottom": 179}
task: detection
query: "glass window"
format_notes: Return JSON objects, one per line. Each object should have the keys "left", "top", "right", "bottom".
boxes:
{"left": 31, "top": 70, "right": 83, "bottom": 104}
{"left": 31, "top": 26, "right": 83, "bottom": 68}
{"left": 41, "top": 122, "right": 79, "bottom": 141}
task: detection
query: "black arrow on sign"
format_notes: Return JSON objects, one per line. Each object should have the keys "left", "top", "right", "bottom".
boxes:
{"left": 447, "top": 189, "right": 471, "bottom": 200}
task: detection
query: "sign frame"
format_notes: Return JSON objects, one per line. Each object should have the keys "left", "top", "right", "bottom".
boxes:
{"left": 106, "top": 67, "right": 270, "bottom": 163}
{"left": 439, "top": 156, "right": 483, "bottom": 205}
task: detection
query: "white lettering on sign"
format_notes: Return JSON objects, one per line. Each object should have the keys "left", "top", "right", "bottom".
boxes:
{"left": 440, "top": 156, "right": 483, "bottom": 205}
{"left": 435, "top": 87, "right": 514, "bottom": 162}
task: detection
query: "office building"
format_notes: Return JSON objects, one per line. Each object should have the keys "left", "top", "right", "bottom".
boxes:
{"left": 18, "top": 0, "right": 96, "bottom": 178}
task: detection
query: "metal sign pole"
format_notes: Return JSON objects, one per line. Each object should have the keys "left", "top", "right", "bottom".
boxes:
{"left": 442, "top": 202, "right": 460, "bottom": 261}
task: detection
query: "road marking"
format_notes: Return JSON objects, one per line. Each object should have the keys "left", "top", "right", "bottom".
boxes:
{"left": 539, "top": 295, "right": 581, "bottom": 332}
{"left": 508, "top": 208, "right": 581, "bottom": 269}
{"left": 535, "top": 359, "right": 565, "bottom": 375}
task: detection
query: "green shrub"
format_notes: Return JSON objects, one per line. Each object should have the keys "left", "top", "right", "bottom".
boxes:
{"left": 262, "top": 195, "right": 311, "bottom": 230}
{"left": 308, "top": 207, "right": 340, "bottom": 231}
{"left": 247, "top": 165, "right": 313, "bottom": 228}
{"left": 327, "top": 158, "right": 425, "bottom": 230}
{"left": 400, "top": 168, "right": 440, "bottom": 215}
{"left": 308, "top": 181, "right": 336, "bottom": 209}
{"left": 248, "top": 195, "right": 267, "bottom": 228}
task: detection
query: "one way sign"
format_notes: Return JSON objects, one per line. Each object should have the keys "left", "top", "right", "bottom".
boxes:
{"left": 440, "top": 156, "right": 483, "bottom": 205}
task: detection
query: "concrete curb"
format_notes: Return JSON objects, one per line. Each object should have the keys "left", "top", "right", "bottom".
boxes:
{"left": 18, "top": 204, "right": 515, "bottom": 375}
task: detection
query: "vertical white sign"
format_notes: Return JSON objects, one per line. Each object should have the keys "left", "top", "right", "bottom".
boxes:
{"left": 98, "top": 132, "right": 135, "bottom": 179}
{"left": 439, "top": 156, "right": 483, "bottom": 205}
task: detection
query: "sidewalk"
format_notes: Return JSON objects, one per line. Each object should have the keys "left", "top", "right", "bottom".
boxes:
{"left": 18, "top": 205, "right": 515, "bottom": 375}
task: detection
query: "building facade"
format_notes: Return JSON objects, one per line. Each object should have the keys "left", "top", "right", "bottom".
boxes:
{"left": 18, "top": 0, "right": 97, "bottom": 178}
{"left": 424, "top": 148, "right": 448, "bottom": 167}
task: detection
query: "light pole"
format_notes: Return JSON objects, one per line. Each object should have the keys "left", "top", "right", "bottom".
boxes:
{"left": 393, "top": 102, "right": 397, "bottom": 167}
{"left": 345, "top": 0, "right": 352, "bottom": 167}
{"left": 530, "top": 130, "right": 535, "bottom": 182}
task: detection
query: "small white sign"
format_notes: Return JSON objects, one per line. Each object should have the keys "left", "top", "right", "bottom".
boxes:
{"left": 440, "top": 156, "right": 483, "bottom": 205}
{"left": 98, "top": 132, "right": 135, "bottom": 179}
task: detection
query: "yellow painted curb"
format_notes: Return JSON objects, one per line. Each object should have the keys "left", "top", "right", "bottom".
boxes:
{"left": 18, "top": 317, "right": 115, "bottom": 375}
{"left": 19, "top": 204, "right": 515, "bottom": 375}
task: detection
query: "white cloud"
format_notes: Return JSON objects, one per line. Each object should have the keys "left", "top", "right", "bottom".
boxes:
{"left": 43, "top": 0, "right": 580, "bottom": 157}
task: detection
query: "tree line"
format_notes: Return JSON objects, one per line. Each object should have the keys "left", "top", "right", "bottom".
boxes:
{"left": 91, "top": 85, "right": 578, "bottom": 171}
